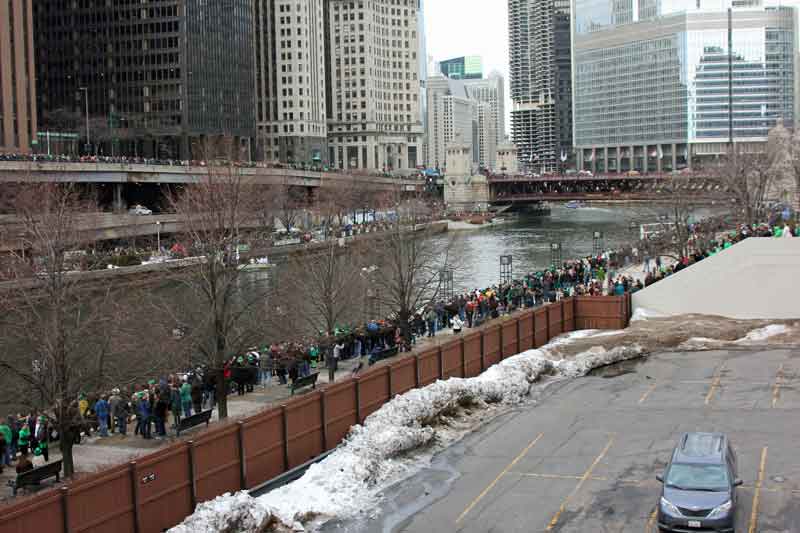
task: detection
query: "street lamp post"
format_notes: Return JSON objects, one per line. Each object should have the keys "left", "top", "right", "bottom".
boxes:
{"left": 79, "top": 87, "right": 90, "bottom": 155}
{"left": 155, "top": 221, "right": 162, "bottom": 253}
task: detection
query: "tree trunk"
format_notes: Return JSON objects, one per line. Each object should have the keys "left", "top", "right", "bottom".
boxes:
{"left": 60, "top": 429, "right": 75, "bottom": 477}
{"left": 216, "top": 367, "right": 228, "bottom": 419}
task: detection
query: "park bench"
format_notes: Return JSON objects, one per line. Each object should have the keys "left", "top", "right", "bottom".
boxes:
{"left": 290, "top": 372, "right": 319, "bottom": 395}
{"left": 369, "top": 346, "right": 399, "bottom": 366}
{"left": 176, "top": 409, "right": 213, "bottom": 436}
{"left": 8, "top": 460, "right": 62, "bottom": 496}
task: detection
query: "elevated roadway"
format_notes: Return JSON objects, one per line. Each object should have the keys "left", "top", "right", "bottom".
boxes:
{"left": 0, "top": 161, "right": 403, "bottom": 189}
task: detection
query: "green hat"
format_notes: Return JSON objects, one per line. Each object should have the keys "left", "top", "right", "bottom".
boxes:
{"left": 148, "top": 379, "right": 156, "bottom": 385}
{"left": 237, "top": 356, "right": 244, "bottom": 363}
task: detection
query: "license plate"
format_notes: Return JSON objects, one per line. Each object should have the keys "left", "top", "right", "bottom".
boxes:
{"left": 687, "top": 520, "right": 702, "bottom": 528}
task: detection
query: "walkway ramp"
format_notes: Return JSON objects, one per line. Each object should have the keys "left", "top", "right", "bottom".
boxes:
{"left": 632, "top": 238, "right": 800, "bottom": 319}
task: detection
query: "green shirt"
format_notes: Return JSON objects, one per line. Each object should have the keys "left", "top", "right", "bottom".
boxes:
{"left": 0, "top": 424, "right": 11, "bottom": 446}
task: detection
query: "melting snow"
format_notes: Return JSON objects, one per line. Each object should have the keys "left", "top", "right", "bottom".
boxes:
{"left": 169, "top": 330, "right": 645, "bottom": 533}
{"left": 631, "top": 307, "right": 668, "bottom": 322}
{"left": 735, "top": 324, "right": 789, "bottom": 343}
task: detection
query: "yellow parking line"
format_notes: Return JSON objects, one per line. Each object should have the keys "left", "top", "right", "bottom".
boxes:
{"left": 748, "top": 447, "right": 768, "bottom": 533}
{"left": 639, "top": 382, "right": 658, "bottom": 404}
{"left": 646, "top": 508, "right": 658, "bottom": 532}
{"left": 512, "top": 472, "right": 586, "bottom": 481}
{"left": 772, "top": 364, "right": 784, "bottom": 408}
{"left": 705, "top": 363, "right": 725, "bottom": 405}
{"left": 546, "top": 436, "right": 615, "bottom": 530}
{"left": 455, "top": 432, "right": 544, "bottom": 524}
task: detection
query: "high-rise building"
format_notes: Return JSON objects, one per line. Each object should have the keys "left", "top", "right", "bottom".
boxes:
{"left": 475, "top": 101, "right": 497, "bottom": 170}
{"left": 439, "top": 55, "right": 483, "bottom": 80}
{"left": 325, "top": 0, "right": 424, "bottom": 172}
{"left": 255, "top": 0, "right": 327, "bottom": 164}
{"left": 0, "top": 0, "right": 36, "bottom": 154}
{"left": 34, "top": 0, "right": 256, "bottom": 160}
{"left": 572, "top": 0, "right": 797, "bottom": 172}
{"left": 464, "top": 72, "right": 506, "bottom": 148}
{"left": 509, "top": 0, "right": 572, "bottom": 173}
{"left": 426, "top": 75, "right": 477, "bottom": 170}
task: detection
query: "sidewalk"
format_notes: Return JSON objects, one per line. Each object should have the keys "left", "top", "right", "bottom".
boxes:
{"left": 0, "top": 328, "right": 461, "bottom": 501}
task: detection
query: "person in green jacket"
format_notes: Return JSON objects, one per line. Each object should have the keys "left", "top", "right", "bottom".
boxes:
{"left": 180, "top": 380, "right": 193, "bottom": 418}
{"left": 18, "top": 425, "right": 30, "bottom": 456}
{"left": 0, "top": 422, "right": 11, "bottom": 466}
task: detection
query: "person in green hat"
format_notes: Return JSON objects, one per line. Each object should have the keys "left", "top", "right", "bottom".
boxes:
{"left": 0, "top": 420, "right": 11, "bottom": 467}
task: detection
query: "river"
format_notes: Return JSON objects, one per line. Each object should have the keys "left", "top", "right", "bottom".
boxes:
{"left": 443, "top": 203, "right": 697, "bottom": 290}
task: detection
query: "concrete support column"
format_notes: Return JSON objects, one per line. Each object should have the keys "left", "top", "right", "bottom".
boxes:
{"left": 657, "top": 145, "right": 663, "bottom": 173}
{"left": 577, "top": 149, "right": 584, "bottom": 171}
{"left": 672, "top": 143, "right": 677, "bottom": 171}
{"left": 113, "top": 183, "right": 125, "bottom": 213}
{"left": 603, "top": 147, "right": 609, "bottom": 174}
{"left": 687, "top": 145, "right": 693, "bottom": 171}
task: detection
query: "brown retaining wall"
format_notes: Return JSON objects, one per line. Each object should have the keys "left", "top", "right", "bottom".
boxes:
{"left": 0, "top": 296, "right": 630, "bottom": 533}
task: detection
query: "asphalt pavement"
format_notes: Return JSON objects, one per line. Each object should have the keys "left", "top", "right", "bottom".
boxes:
{"left": 362, "top": 348, "right": 800, "bottom": 533}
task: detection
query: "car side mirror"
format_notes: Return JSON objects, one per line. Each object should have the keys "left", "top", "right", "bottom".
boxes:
{"left": 734, "top": 478, "right": 743, "bottom": 487}
{"left": 656, "top": 474, "right": 664, "bottom": 483}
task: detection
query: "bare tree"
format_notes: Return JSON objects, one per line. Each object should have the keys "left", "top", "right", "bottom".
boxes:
{"left": 715, "top": 143, "right": 778, "bottom": 226}
{"left": 370, "top": 186, "right": 453, "bottom": 342}
{"left": 165, "top": 139, "right": 272, "bottom": 420}
{"left": 0, "top": 184, "right": 126, "bottom": 477}
{"left": 272, "top": 177, "right": 308, "bottom": 232}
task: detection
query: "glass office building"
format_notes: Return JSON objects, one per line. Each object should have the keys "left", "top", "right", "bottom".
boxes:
{"left": 572, "top": 0, "right": 797, "bottom": 172}
{"left": 35, "top": 0, "right": 256, "bottom": 159}
{"left": 439, "top": 56, "right": 484, "bottom": 80}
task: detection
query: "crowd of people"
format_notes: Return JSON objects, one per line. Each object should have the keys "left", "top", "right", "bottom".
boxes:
{"left": 1, "top": 218, "right": 795, "bottom": 484}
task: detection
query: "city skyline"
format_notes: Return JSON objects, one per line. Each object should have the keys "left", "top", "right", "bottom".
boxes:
{"left": 424, "top": 0, "right": 511, "bottom": 136}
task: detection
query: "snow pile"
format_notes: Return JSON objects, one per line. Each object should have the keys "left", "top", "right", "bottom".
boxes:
{"left": 677, "top": 337, "right": 727, "bottom": 351}
{"left": 631, "top": 307, "right": 668, "bottom": 322}
{"left": 169, "top": 331, "right": 645, "bottom": 533}
{"left": 170, "top": 491, "right": 278, "bottom": 533}
{"left": 735, "top": 324, "right": 789, "bottom": 343}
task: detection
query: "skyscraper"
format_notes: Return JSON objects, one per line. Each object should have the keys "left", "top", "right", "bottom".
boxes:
{"left": 255, "top": 0, "right": 328, "bottom": 164}
{"left": 509, "top": 0, "right": 572, "bottom": 173}
{"left": 439, "top": 56, "right": 484, "bottom": 80}
{"left": 464, "top": 72, "right": 506, "bottom": 148}
{"left": 426, "top": 75, "right": 477, "bottom": 169}
{"left": 0, "top": 0, "right": 36, "bottom": 154}
{"left": 475, "top": 101, "right": 498, "bottom": 170}
{"left": 325, "top": 0, "right": 424, "bottom": 171}
{"left": 34, "top": 0, "right": 256, "bottom": 160}
{"left": 572, "top": 0, "right": 796, "bottom": 172}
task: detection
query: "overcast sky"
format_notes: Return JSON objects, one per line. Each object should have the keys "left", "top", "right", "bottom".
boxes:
{"left": 423, "top": 0, "right": 511, "bottom": 136}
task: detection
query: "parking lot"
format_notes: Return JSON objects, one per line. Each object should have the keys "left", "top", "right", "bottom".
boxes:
{"left": 374, "top": 348, "right": 800, "bottom": 533}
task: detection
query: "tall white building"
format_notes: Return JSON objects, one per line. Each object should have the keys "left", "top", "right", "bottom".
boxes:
{"left": 255, "top": 0, "right": 328, "bottom": 164}
{"left": 426, "top": 75, "right": 477, "bottom": 170}
{"left": 464, "top": 71, "right": 506, "bottom": 151}
{"left": 325, "top": 0, "right": 424, "bottom": 172}
{"left": 475, "top": 102, "right": 498, "bottom": 170}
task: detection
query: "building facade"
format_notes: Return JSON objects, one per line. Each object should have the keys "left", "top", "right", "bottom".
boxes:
{"left": 475, "top": 101, "right": 498, "bottom": 170}
{"left": 509, "top": 0, "right": 573, "bottom": 173}
{"left": 426, "top": 75, "right": 477, "bottom": 170}
{"left": 464, "top": 72, "right": 506, "bottom": 158}
{"left": 572, "top": 0, "right": 797, "bottom": 172}
{"left": 0, "top": 0, "right": 36, "bottom": 154}
{"left": 255, "top": 0, "right": 327, "bottom": 164}
{"left": 438, "top": 55, "right": 483, "bottom": 80}
{"left": 325, "top": 0, "right": 424, "bottom": 172}
{"left": 34, "top": 0, "right": 256, "bottom": 160}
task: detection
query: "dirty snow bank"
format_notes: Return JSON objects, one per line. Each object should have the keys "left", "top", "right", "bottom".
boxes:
{"left": 631, "top": 307, "right": 668, "bottom": 322}
{"left": 678, "top": 324, "right": 793, "bottom": 351}
{"left": 735, "top": 324, "right": 789, "bottom": 343}
{"left": 169, "top": 332, "right": 644, "bottom": 533}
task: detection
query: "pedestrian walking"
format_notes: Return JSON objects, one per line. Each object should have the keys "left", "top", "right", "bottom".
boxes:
{"left": 180, "top": 379, "right": 193, "bottom": 418}
{"left": 94, "top": 395, "right": 110, "bottom": 437}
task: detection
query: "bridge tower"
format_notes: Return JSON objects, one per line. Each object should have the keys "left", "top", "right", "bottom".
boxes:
{"left": 443, "top": 139, "right": 489, "bottom": 213}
